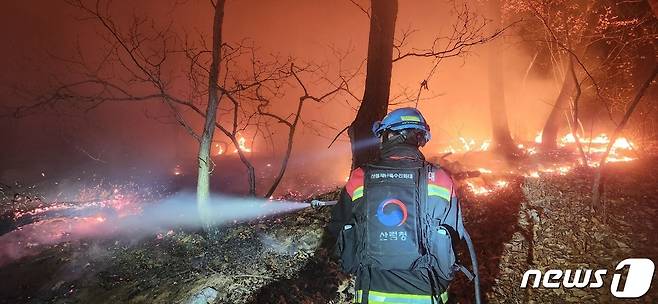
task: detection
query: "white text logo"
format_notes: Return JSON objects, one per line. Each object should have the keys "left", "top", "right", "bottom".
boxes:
{"left": 520, "top": 258, "right": 655, "bottom": 298}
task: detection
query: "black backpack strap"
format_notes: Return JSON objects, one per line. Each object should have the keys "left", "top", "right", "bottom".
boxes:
{"left": 441, "top": 224, "right": 461, "bottom": 255}
{"left": 360, "top": 165, "right": 371, "bottom": 266}
{"left": 428, "top": 267, "right": 444, "bottom": 303}
{"left": 418, "top": 162, "right": 431, "bottom": 255}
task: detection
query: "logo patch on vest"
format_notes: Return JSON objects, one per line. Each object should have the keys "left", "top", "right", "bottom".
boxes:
{"left": 376, "top": 199, "right": 408, "bottom": 227}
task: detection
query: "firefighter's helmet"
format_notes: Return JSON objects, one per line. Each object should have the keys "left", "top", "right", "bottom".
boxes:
{"left": 372, "top": 107, "right": 431, "bottom": 143}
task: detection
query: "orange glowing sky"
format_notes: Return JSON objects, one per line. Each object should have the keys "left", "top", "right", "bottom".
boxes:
{"left": 0, "top": 0, "right": 565, "bottom": 182}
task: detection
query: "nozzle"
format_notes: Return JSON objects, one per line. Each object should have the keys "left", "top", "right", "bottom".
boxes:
{"left": 310, "top": 200, "right": 338, "bottom": 209}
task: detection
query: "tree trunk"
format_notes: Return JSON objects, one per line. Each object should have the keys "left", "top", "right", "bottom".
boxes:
{"left": 197, "top": 0, "right": 226, "bottom": 234}
{"left": 650, "top": 0, "right": 658, "bottom": 18}
{"left": 567, "top": 55, "right": 588, "bottom": 165}
{"left": 591, "top": 64, "right": 658, "bottom": 212}
{"left": 349, "top": 0, "right": 398, "bottom": 169}
{"left": 264, "top": 99, "right": 304, "bottom": 198}
{"left": 487, "top": 0, "right": 517, "bottom": 156}
{"left": 541, "top": 57, "right": 576, "bottom": 150}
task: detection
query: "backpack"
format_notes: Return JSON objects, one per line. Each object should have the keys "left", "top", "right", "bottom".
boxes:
{"left": 336, "top": 162, "right": 465, "bottom": 284}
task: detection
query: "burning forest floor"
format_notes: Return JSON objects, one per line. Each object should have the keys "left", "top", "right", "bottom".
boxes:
{"left": 1, "top": 155, "right": 658, "bottom": 303}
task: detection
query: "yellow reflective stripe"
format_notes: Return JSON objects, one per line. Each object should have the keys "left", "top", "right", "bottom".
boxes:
{"left": 368, "top": 291, "right": 432, "bottom": 299}
{"left": 355, "top": 290, "right": 437, "bottom": 304}
{"left": 354, "top": 290, "right": 363, "bottom": 303}
{"left": 352, "top": 186, "right": 364, "bottom": 201}
{"left": 440, "top": 291, "right": 449, "bottom": 304}
{"left": 428, "top": 184, "right": 451, "bottom": 201}
{"left": 367, "top": 290, "right": 433, "bottom": 304}
{"left": 401, "top": 115, "right": 421, "bottom": 122}
{"left": 369, "top": 301, "right": 423, "bottom": 304}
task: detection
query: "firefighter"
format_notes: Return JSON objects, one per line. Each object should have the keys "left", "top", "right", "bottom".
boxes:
{"left": 329, "top": 107, "right": 471, "bottom": 304}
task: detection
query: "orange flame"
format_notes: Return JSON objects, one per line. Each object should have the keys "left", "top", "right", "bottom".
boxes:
{"left": 215, "top": 143, "right": 225, "bottom": 155}
{"left": 234, "top": 135, "right": 252, "bottom": 153}
{"left": 533, "top": 132, "right": 636, "bottom": 164}
{"left": 465, "top": 179, "right": 510, "bottom": 196}
{"left": 441, "top": 138, "right": 491, "bottom": 154}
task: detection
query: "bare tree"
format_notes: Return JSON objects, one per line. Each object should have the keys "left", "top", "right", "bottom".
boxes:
{"left": 197, "top": 0, "right": 226, "bottom": 231}
{"left": 256, "top": 63, "right": 350, "bottom": 198}
{"left": 487, "top": 0, "right": 518, "bottom": 156}
{"left": 348, "top": 0, "right": 398, "bottom": 169}
{"left": 591, "top": 65, "right": 657, "bottom": 212}
{"left": 541, "top": 55, "right": 576, "bottom": 150}
{"left": 518, "top": 0, "right": 598, "bottom": 151}
{"left": 393, "top": 2, "right": 511, "bottom": 106}
{"left": 4, "top": 0, "right": 355, "bottom": 233}
{"left": 567, "top": 56, "right": 588, "bottom": 165}
{"left": 511, "top": 0, "right": 657, "bottom": 151}
{"left": 346, "top": 1, "right": 510, "bottom": 168}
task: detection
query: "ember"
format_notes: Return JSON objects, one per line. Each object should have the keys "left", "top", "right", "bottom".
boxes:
{"left": 173, "top": 164, "right": 182, "bottom": 176}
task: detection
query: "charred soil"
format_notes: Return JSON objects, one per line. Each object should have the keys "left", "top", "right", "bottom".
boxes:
{"left": 1, "top": 158, "right": 657, "bottom": 303}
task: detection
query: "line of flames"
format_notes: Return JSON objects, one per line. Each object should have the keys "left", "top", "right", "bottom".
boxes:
{"left": 460, "top": 132, "right": 637, "bottom": 196}
{"left": 442, "top": 133, "right": 634, "bottom": 156}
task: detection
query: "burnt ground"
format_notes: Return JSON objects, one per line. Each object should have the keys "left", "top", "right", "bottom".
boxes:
{"left": 1, "top": 157, "right": 657, "bottom": 303}
{"left": 485, "top": 157, "right": 658, "bottom": 303}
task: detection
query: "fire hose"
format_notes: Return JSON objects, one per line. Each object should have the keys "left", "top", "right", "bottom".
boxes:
{"left": 310, "top": 199, "right": 481, "bottom": 304}
{"left": 463, "top": 229, "right": 481, "bottom": 304}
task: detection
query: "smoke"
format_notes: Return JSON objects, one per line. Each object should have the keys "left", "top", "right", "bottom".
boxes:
{"left": 0, "top": 192, "right": 310, "bottom": 266}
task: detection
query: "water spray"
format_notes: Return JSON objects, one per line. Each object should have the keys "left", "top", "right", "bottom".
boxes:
{"left": 0, "top": 192, "right": 313, "bottom": 266}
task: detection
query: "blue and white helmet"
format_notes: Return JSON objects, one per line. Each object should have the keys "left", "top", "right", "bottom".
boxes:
{"left": 372, "top": 107, "right": 431, "bottom": 143}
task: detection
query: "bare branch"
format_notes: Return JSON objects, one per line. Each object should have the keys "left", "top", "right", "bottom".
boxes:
{"left": 347, "top": 0, "right": 370, "bottom": 19}
{"left": 328, "top": 125, "right": 350, "bottom": 148}
{"left": 392, "top": 3, "right": 518, "bottom": 63}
